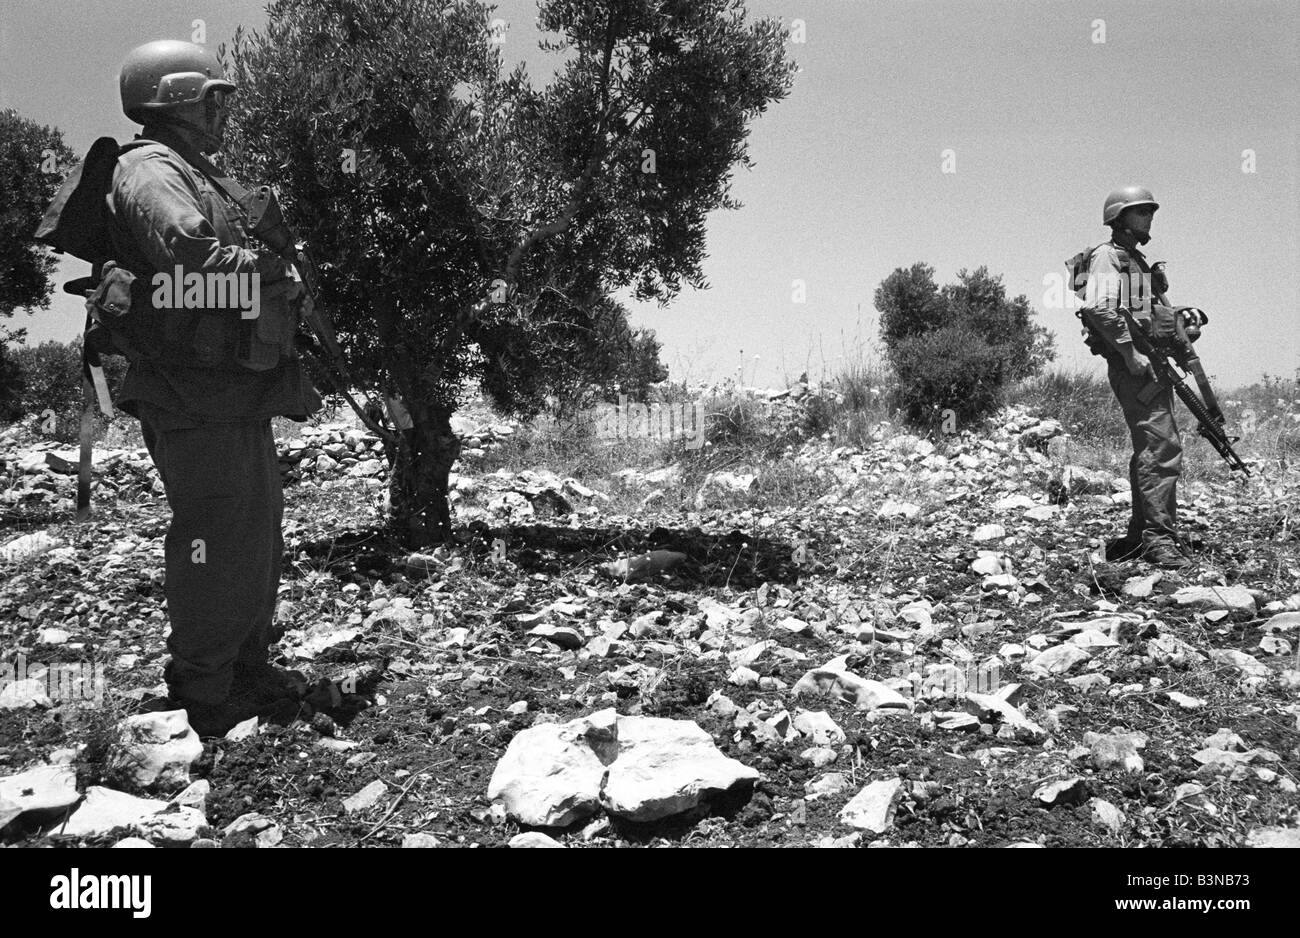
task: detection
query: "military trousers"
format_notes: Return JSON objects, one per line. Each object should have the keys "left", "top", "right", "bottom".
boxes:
{"left": 1106, "top": 358, "right": 1183, "bottom": 548}
{"left": 139, "top": 404, "right": 284, "bottom": 705}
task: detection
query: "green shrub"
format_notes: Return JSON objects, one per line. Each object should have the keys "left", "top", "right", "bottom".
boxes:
{"left": 874, "top": 263, "right": 1055, "bottom": 431}
{"left": 9, "top": 338, "right": 128, "bottom": 442}
{"left": 888, "top": 324, "right": 1005, "bottom": 431}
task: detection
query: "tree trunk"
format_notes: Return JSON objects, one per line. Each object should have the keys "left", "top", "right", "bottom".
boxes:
{"left": 389, "top": 407, "right": 460, "bottom": 547}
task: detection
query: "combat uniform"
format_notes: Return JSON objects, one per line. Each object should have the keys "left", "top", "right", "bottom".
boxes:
{"left": 107, "top": 123, "right": 321, "bottom": 707}
{"left": 1081, "top": 239, "right": 1183, "bottom": 553}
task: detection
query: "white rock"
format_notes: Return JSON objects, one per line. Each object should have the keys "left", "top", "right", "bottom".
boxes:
{"left": 509, "top": 831, "right": 565, "bottom": 848}
{"left": 1025, "top": 643, "right": 1091, "bottom": 676}
{"left": 488, "top": 709, "right": 617, "bottom": 827}
{"left": 799, "top": 747, "right": 838, "bottom": 768}
{"left": 973, "top": 524, "right": 1006, "bottom": 543}
{"left": 135, "top": 805, "right": 208, "bottom": 845}
{"left": 1245, "top": 827, "right": 1300, "bottom": 848}
{"left": 1084, "top": 730, "right": 1147, "bottom": 772}
{"left": 1263, "top": 612, "right": 1300, "bottom": 632}
{"left": 971, "top": 554, "right": 1006, "bottom": 576}
{"left": 877, "top": 500, "right": 920, "bottom": 520}
{"left": 601, "top": 715, "right": 760, "bottom": 822}
{"left": 1165, "top": 691, "right": 1206, "bottom": 709}
{"left": 0, "top": 764, "right": 79, "bottom": 829}
{"left": 172, "top": 779, "right": 209, "bottom": 812}
{"left": 1090, "top": 798, "right": 1125, "bottom": 833}
{"left": 1023, "top": 506, "right": 1057, "bottom": 521}
{"left": 1173, "top": 585, "right": 1256, "bottom": 615}
{"left": 1122, "top": 573, "right": 1163, "bottom": 599}
{"left": 0, "top": 678, "right": 52, "bottom": 710}
{"left": 37, "top": 627, "right": 71, "bottom": 645}
{"left": 0, "top": 530, "right": 63, "bottom": 563}
{"left": 401, "top": 832, "right": 441, "bottom": 848}
{"left": 58, "top": 787, "right": 168, "bottom": 838}
{"left": 962, "top": 692, "right": 1046, "bottom": 742}
{"left": 792, "top": 666, "right": 911, "bottom": 712}
{"left": 792, "top": 710, "right": 846, "bottom": 746}
{"left": 224, "top": 717, "right": 259, "bottom": 741}
{"left": 727, "top": 666, "right": 760, "bottom": 687}
{"left": 805, "top": 773, "right": 850, "bottom": 799}
{"left": 528, "top": 624, "right": 585, "bottom": 650}
{"left": 1034, "top": 777, "right": 1088, "bottom": 806}
{"left": 1208, "top": 648, "right": 1269, "bottom": 678}
{"left": 839, "top": 778, "right": 902, "bottom": 832}
{"left": 107, "top": 710, "right": 202, "bottom": 791}
{"left": 111, "top": 837, "right": 155, "bottom": 848}
{"left": 343, "top": 779, "right": 389, "bottom": 814}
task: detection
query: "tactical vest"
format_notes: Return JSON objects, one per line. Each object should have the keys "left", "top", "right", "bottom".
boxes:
{"left": 35, "top": 136, "right": 297, "bottom": 373}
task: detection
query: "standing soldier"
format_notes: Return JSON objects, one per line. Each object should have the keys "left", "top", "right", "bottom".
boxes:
{"left": 108, "top": 40, "right": 322, "bottom": 734}
{"left": 1077, "top": 186, "right": 1190, "bottom": 569}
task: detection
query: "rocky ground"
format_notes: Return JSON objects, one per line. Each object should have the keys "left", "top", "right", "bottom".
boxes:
{"left": 1, "top": 394, "right": 1298, "bottom": 849}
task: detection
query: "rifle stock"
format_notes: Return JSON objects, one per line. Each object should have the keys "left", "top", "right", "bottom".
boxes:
{"left": 1116, "top": 308, "right": 1251, "bottom": 476}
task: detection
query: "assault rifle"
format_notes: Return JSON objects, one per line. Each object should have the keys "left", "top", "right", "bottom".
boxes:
{"left": 241, "top": 186, "right": 396, "bottom": 446}
{"left": 1114, "top": 304, "right": 1251, "bottom": 476}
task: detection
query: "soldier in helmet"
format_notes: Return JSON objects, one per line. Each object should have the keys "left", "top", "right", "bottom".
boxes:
{"left": 111, "top": 40, "right": 322, "bottom": 734}
{"left": 1078, "top": 186, "right": 1189, "bottom": 569}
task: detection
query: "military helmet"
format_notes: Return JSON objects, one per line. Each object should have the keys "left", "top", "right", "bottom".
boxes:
{"left": 1103, "top": 185, "right": 1159, "bottom": 226}
{"left": 120, "top": 40, "right": 235, "bottom": 124}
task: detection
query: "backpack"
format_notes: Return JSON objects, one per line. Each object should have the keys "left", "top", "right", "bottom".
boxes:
{"left": 33, "top": 138, "right": 151, "bottom": 266}
{"left": 34, "top": 138, "right": 156, "bottom": 362}
{"left": 1064, "top": 244, "right": 1101, "bottom": 299}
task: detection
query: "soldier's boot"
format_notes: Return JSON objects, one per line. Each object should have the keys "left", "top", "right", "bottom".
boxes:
{"left": 1142, "top": 540, "right": 1191, "bottom": 570}
{"left": 1105, "top": 536, "right": 1144, "bottom": 562}
{"left": 232, "top": 661, "right": 309, "bottom": 706}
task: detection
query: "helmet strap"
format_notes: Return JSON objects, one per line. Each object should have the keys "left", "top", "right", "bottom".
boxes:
{"left": 153, "top": 112, "right": 222, "bottom": 154}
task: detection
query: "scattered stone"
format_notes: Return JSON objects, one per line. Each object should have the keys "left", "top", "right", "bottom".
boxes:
{"left": 1202, "top": 728, "right": 1246, "bottom": 752}
{"left": 1025, "top": 643, "right": 1091, "bottom": 676}
{"left": 1165, "top": 691, "right": 1205, "bottom": 709}
{"left": 1208, "top": 648, "right": 1269, "bottom": 678}
{"left": 1084, "top": 730, "right": 1147, "bottom": 773}
{"left": 973, "top": 523, "right": 1006, "bottom": 543}
{"left": 962, "top": 692, "right": 1046, "bottom": 742}
{"left": 0, "top": 679, "right": 52, "bottom": 710}
{"left": 1245, "top": 827, "right": 1300, "bottom": 848}
{"left": 111, "top": 837, "right": 155, "bottom": 848}
{"left": 792, "top": 710, "right": 846, "bottom": 746}
{"left": 792, "top": 665, "right": 911, "bottom": 712}
{"left": 1090, "top": 798, "right": 1125, "bottom": 833}
{"left": 402, "top": 832, "right": 441, "bottom": 848}
{"left": 57, "top": 787, "right": 167, "bottom": 838}
{"left": 799, "top": 747, "right": 838, "bottom": 768}
{"left": 106, "top": 710, "right": 203, "bottom": 792}
{"left": 528, "top": 624, "right": 585, "bottom": 650}
{"left": 0, "top": 530, "right": 63, "bottom": 563}
{"left": 0, "top": 764, "right": 79, "bottom": 830}
{"left": 1122, "top": 572, "right": 1163, "bottom": 599}
{"left": 509, "top": 831, "right": 565, "bottom": 848}
{"left": 839, "top": 778, "right": 903, "bottom": 833}
{"left": 343, "top": 780, "right": 388, "bottom": 814}
{"left": 488, "top": 710, "right": 617, "bottom": 827}
{"left": 135, "top": 805, "right": 208, "bottom": 846}
{"left": 222, "top": 812, "right": 282, "bottom": 846}
{"left": 805, "top": 773, "right": 850, "bottom": 800}
{"left": 1066, "top": 673, "right": 1111, "bottom": 694}
{"left": 1034, "top": 777, "right": 1088, "bottom": 807}
{"left": 1173, "top": 585, "right": 1256, "bottom": 615}
{"left": 601, "top": 715, "right": 760, "bottom": 822}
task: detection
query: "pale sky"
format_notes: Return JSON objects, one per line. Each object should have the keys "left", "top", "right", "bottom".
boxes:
{"left": 2, "top": 0, "right": 1296, "bottom": 389}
